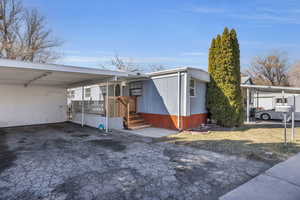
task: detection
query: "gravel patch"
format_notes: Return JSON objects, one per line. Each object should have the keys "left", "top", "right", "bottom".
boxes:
{"left": 0, "top": 123, "right": 270, "bottom": 200}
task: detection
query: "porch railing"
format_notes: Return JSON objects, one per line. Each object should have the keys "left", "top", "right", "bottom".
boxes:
{"left": 70, "top": 96, "right": 136, "bottom": 119}
{"left": 71, "top": 100, "right": 105, "bottom": 115}
{"left": 116, "top": 96, "right": 137, "bottom": 128}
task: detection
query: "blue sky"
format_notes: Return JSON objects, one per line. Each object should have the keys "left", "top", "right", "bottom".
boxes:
{"left": 26, "top": 0, "right": 300, "bottom": 71}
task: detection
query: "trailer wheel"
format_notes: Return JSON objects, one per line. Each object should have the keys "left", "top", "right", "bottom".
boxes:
{"left": 261, "top": 113, "right": 271, "bottom": 120}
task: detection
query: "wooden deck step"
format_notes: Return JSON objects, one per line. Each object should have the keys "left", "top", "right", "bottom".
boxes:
{"left": 129, "top": 118, "right": 145, "bottom": 124}
{"left": 129, "top": 114, "right": 142, "bottom": 120}
{"left": 125, "top": 112, "right": 151, "bottom": 130}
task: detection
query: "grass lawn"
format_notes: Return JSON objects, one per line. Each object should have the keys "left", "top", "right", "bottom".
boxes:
{"left": 157, "top": 126, "right": 300, "bottom": 164}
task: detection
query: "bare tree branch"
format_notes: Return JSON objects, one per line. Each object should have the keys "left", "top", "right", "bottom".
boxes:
{"left": 246, "top": 51, "right": 290, "bottom": 86}
{"left": 288, "top": 61, "right": 300, "bottom": 87}
{"left": 0, "top": 0, "right": 62, "bottom": 63}
{"left": 111, "top": 54, "right": 140, "bottom": 72}
{"left": 149, "top": 64, "right": 166, "bottom": 72}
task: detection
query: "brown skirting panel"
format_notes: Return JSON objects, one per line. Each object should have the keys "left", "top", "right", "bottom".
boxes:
{"left": 140, "top": 113, "right": 208, "bottom": 130}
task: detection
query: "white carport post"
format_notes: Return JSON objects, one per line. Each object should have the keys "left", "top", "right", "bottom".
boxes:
{"left": 256, "top": 90, "right": 259, "bottom": 109}
{"left": 246, "top": 87, "right": 250, "bottom": 123}
{"left": 105, "top": 81, "right": 109, "bottom": 133}
{"left": 81, "top": 86, "right": 85, "bottom": 127}
{"left": 292, "top": 95, "right": 296, "bottom": 141}
{"left": 177, "top": 72, "right": 181, "bottom": 130}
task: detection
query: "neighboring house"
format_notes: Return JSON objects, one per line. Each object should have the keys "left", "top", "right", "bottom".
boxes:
{"left": 241, "top": 76, "right": 253, "bottom": 85}
{"left": 240, "top": 76, "right": 300, "bottom": 110}
{"left": 68, "top": 67, "right": 209, "bottom": 130}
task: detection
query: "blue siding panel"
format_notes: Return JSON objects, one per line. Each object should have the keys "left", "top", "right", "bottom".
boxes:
{"left": 137, "top": 76, "right": 179, "bottom": 115}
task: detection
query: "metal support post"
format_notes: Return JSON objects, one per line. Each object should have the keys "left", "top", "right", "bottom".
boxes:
{"left": 284, "top": 113, "right": 287, "bottom": 145}
{"left": 246, "top": 88, "right": 250, "bottom": 123}
{"left": 81, "top": 86, "right": 84, "bottom": 127}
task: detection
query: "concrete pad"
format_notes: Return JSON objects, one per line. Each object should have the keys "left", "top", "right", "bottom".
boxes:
{"left": 265, "top": 153, "right": 300, "bottom": 186}
{"left": 119, "top": 127, "right": 178, "bottom": 138}
{"left": 220, "top": 174, "right": 300, "bottom": 200}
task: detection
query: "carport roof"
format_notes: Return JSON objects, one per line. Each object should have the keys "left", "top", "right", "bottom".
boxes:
{"left": 0, "top": 59, "right": 133, "bottom": 88}
{"left": 241, "top": 84, "right": 300, "bottom": 94}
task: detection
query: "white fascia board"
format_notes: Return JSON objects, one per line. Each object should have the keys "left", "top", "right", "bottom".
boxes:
{"left": 241, "top": 84, "right": 300, "bottom": 93}
{"left": 146, "top": 67, "right": 189, "bottom": 76}
{"left": 0, "top": 58, "right": 130, "bottom": 77}
{"left": 147, "top": 67, "right": 210, "bottom": 83}
{"left": 188, "top": 69, "right": 210, "bottom": 82}
{"left": 67, "top": 77, "right": 117, "bottom": 88}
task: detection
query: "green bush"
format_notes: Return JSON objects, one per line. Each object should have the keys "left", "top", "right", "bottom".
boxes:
{"left": 207, "top": 27, "right": 243, "bottom": 127}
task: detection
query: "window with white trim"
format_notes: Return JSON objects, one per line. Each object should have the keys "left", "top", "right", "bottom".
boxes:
{"left": 189, "top": 79, "right": 196, "bottom": 97}
{"left": 85, "top": 88, "right": 91, "bottom": 98}
{"left": 70, "top": 90, "right": 75, "bottom": 99}
{"left": 68, "top": 90, "right": 75, "bottom": 99}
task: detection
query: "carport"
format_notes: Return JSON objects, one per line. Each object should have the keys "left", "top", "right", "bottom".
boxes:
{"left": 241, "top": 84, "right": 300, "bottom": 123}
{"left": 0, "top": 58, "right": 130, "bottom": 130}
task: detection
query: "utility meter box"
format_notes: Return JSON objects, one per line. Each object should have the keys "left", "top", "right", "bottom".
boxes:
{"left": 275, "top": 105, "right": 292, "bottom": 113}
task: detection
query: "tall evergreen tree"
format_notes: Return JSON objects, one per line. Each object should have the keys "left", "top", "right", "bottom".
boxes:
{"left": 207, "top": 27, "right": 243, "bottom": 127}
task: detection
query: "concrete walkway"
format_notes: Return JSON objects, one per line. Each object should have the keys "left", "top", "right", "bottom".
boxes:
{"left": 220, "top": 153, "right": 300, "bottom": 200}
{"left": 118, "top": 127, "right": 178, "bottom": 138}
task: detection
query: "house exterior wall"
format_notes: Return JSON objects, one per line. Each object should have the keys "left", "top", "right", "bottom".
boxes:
{"left": 68, "top": 85, "right": 101, "bottom": 102}
{"left": 137, "top": 74, "right": 186, "bottom": 116}
{"left": 137, "top": 73, "right": 208, "bottom": 130}
{"left": 0, "top": 84, "right": 67, "bottom": 127}
{"left": 68, "top": 84, "right": 124, "bottom": 103}
{"left": 189, "top": 78, "right": 208, "bottom": 115}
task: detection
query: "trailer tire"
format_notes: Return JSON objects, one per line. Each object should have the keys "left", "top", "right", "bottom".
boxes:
{"left": 261, "top": 113, "right": 271, "bottom": 120}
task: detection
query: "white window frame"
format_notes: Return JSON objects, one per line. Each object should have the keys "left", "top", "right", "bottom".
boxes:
{"left": 70, "top": 90, "right": 75, "bottom": 99}
{"left": 85, "top": 88, "right": 91, "bottom": 98}
{"left": 189, "top": 78, "right": 196, "bottom": 97}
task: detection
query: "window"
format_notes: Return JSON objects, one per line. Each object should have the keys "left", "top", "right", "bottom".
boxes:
{"left": 130, "top": 81, "right": 143, "bottom": 96}
{"left": 85, "top": 88, "right": 91, "bottom": 98}
{"left": 115, "top": 84, "right": 121, "bottom": 97}
{"left": 68, "top": 90, "right": 75, "bottom": 99}
{"left": 189, "top": 79, "right": 196, "bottom": 97}
{"left": 70, "top": 90, "right": 75, "bottom": 99}
{"left": 276, "top": 98, "right": 287, "bottom": 104}
{"left": 99, "top": 86, "right": 107, "bottom": 101}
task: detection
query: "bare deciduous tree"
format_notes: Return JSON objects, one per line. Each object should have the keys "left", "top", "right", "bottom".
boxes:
{"left": 149, "top": 64, "right": 166, "bottom": 72}
{"left": 288, "top": 61, "right": 300, "bottom": 87}
{"left": 101, "top": 54, "right": 167, "bottom": 73}
{"left": 111, "top": 54, "right": 140, "bottom": 72}
{"left": 0, "top": 0, "right": 61, "bottom": 63}
{"left": 246, "top": 51, "right": 290, "bottom": 86}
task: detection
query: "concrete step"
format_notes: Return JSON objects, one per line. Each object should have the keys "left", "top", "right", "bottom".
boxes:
{"left": 128, "top": 124, "right": 151, "bottom": 130}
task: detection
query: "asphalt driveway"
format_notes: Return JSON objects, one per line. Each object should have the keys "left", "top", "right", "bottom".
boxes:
{"left": 0, "top": 123, "right": 270, "bottom": 200}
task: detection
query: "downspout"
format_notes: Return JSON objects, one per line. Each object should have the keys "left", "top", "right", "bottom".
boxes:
{"left": 81, "top": 86, "right": 84, "bottom": 127}
{"left": 105, "top": 81, "right": 109, "bottom": 132}
{"left": 246, "top": 87, "right": 250, "bottom": 123}
{"left": 178, "top": 72, "right": 181, "bottom": 130}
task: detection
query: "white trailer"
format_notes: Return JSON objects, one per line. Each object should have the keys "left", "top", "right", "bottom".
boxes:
{"left": 255, "top": 93, "right": 300, "bottom": 121}
{"left": 241, "top": 84, "right": 300, "bottom": 123}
